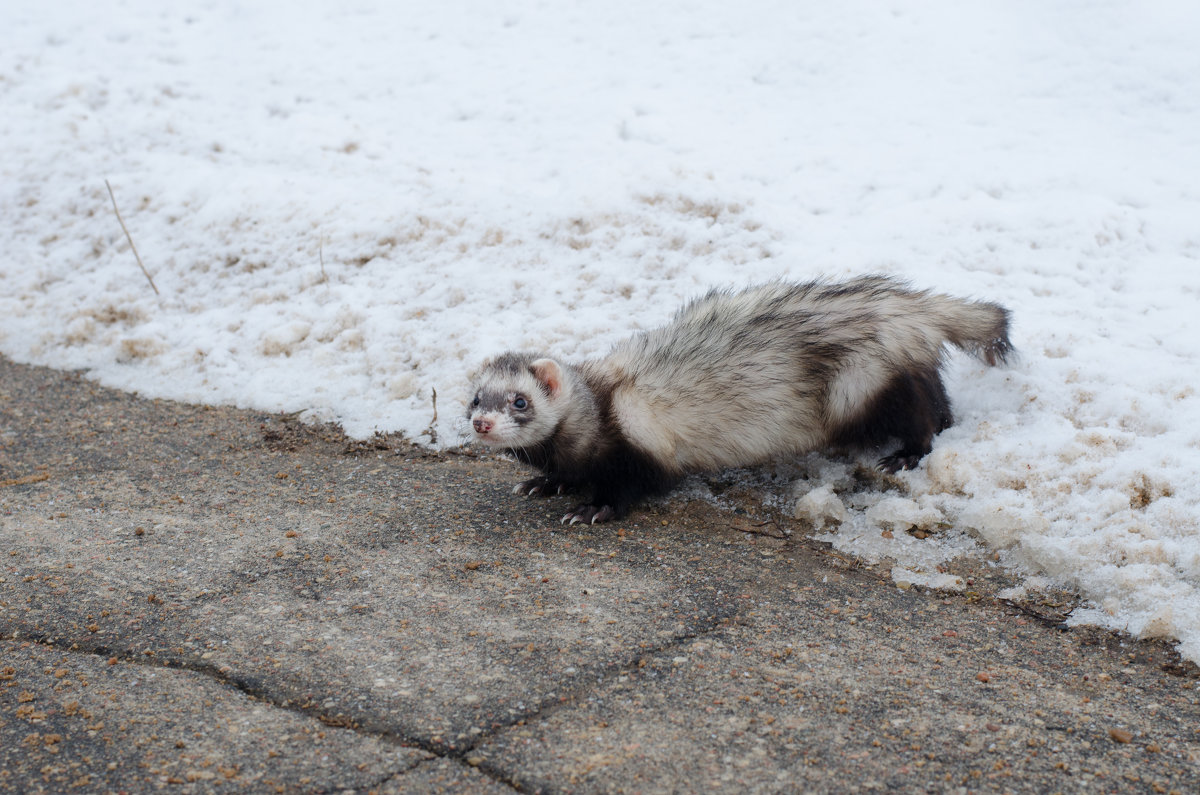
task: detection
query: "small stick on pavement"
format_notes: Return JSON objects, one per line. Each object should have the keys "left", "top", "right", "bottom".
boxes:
{"left": 104, "top": 179, "right": 159, "bottom": 296}
{"left": 729, "top": 517, "right": 788, "bottom": 539}
{"left": 0, "top": 471, "right": 51, "bottom": 488}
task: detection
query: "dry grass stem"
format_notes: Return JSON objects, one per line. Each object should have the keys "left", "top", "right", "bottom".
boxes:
{"left": 104, "top": 179, "right": 160, "bottom": 296}
{"left": 424, "top": 387, "right": 439, "bottom": 445}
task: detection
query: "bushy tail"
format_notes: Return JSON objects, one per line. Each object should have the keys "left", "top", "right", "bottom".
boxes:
{"left": 935, "top": 298, "right": 1014, "bottom": 366}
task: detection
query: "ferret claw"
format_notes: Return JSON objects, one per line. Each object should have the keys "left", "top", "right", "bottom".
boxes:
{"left": 561, "top": 504, "right": 616, "bottom": 525}
{"left": 515, "top": 477, "right": 548, "bottom": 496}
{"left": 878, "top": 452, "right": 924, "bottom": 473}
{"left": 517, "top": 476, "right": 570, "bottom": 498}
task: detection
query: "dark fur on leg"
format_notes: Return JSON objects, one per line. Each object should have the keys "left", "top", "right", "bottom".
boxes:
{"left": 561, "top": 439, "right": 679, "bottom": 524}
{"left": 832, "top": 367, "right": 953, "bottom": 473}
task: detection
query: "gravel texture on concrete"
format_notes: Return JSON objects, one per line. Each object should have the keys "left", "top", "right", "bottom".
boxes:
{"left": 2, "top": 356, "right": 1198, "bottom": 794}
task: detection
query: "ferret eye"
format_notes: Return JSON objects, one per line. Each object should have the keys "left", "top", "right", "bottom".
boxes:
{"left": 513, "top": 397, "right": 528, "bottom": 410}
{"left": 471, "top": 395, "right": 480, "bottom": 407}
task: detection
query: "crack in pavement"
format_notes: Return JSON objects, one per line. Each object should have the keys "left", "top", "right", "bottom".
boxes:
{"left": 2, "top": 606, "right": 737, "bottom": 794}
{"left": 440, "top": 615, "right": 736, "bottom": 793}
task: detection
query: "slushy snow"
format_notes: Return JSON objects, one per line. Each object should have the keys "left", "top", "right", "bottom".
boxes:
{"left": 3, "top": 2, "right": 1199, "bottom": 661}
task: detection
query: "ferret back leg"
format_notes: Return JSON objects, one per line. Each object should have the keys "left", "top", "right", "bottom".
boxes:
{"left": 832, "top": 367, "right": 953, "bottom": 472}
{"left": 876, "top": 368, "right": 952, "bottom": 472}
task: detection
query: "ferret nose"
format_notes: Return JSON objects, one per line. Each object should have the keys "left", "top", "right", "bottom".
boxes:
{"left": 473, "top": 418, "right": 492, "bottom": 434}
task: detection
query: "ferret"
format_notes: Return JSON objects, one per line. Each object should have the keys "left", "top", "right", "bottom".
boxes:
{"left": 467, "top": 275, "right": 1012, "bottom": 524}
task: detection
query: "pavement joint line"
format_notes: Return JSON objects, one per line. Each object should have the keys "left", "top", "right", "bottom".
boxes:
{"left": 1, "top": 629, "right": 429, "bottom": 756}
{"left": 2, "top": 630, "right": 502, "bottom": 788}
{"left": 453, "top": 617, "right": 737, "bottom": 795}
{"left": 409, "top": 753, "right": 527, "bottom": 794}
{"left": 2, "top": 612, "right": 733, "bottom": 795}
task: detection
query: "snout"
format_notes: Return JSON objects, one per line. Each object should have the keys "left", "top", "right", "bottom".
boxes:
{"left": 472, "top": 417, "right": 493, "bottom": 434}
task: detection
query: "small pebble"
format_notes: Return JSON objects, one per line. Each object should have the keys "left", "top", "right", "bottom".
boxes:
{"left": 1108, "top": 728, "right": 1133, "bottom": 744}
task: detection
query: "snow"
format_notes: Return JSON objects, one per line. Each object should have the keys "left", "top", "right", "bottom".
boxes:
{"left": 3, "top": 1, "right": 1199, "bottom": 660}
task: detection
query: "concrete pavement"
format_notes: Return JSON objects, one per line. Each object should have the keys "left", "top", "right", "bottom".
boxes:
{"left": 2, "top": 356, "right": 1198, "bottom": 793}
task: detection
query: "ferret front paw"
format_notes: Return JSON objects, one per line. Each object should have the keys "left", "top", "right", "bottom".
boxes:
{"left": 561, "top": 504, "right": 616, "bottom": 525}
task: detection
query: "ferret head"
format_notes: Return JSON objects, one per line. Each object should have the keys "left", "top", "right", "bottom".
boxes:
{"left": 467, "top": 353, "right": 569, "bottom": 449}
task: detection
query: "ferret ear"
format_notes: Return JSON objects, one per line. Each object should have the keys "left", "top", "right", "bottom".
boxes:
{"left": 529, "top": 358, "right": 564, "bottom": 397}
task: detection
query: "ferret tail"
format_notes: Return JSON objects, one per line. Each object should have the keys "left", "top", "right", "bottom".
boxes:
{"left": 930, "top": 296, "right": 1014, "bottom": 366}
